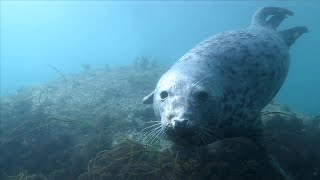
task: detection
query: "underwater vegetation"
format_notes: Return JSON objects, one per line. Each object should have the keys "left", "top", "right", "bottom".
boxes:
{"left": 0, "top": 59, "right": 319, "bottom": 180}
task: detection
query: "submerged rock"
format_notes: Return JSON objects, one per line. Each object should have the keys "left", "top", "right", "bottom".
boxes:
{"left": 0, "top": 64, "right": 318, "bottom": 180}
{"left": 201, "top": 137, "right": 285, "bottom": 180}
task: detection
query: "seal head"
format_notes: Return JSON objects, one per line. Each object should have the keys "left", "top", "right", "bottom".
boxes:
{"left": 147, "top": 63, "right": 223, "bottom": 146}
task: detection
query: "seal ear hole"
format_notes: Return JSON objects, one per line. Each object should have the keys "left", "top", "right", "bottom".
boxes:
{"left": 197, "top": 91, "right": 209, "bottom": 102}
{"left": 160, "top": 91, "right": 168, "bottom": 100}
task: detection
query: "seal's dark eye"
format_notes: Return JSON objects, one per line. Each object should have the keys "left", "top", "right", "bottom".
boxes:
{"left": 197, "top": 91, "right": 208, "bottom": 102}
{"left": 160, "top": 91, "right": 168, "bottom": 100}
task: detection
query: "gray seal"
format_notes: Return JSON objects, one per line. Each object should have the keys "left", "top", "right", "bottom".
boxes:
{"left": 143, "top": 7, "right": 307, "bottom": 146}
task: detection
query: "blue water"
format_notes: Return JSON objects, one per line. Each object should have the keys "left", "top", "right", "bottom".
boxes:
{"left": 1, "top": 1, "right": 319, "bottom": 116}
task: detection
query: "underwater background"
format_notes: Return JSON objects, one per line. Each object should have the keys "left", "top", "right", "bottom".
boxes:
{"left": 0, "top": 1, "right": 320, "bottom": 180}
{"left": 1, "top": 0, "right": 319, "bottom": 116}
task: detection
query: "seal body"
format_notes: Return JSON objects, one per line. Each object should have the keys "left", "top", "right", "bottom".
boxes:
{"left": 143, "top": 7, "right": 307, "bottom": 146}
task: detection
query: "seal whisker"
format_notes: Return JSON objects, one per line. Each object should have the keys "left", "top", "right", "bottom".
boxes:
{"left": 201, "top": 126, "right": 224, "bottom": 139}
{"left": 143, "top": 121, "right": 162, "bottom": 124}
{"left": 140, "top": 123, "right": 162, "bottom": 133}
{"left": 191, "top": 73, "right": 213, "bottom": 89}
{"left": 199, "top": 134, "right": 206, "bottom": 145}
{"left": 144, "top": 126, "right": 162, "bottom": 138}
{"left": 159, "top": 130, "right": 166, "bottom": 144}
{"left": 200, "top": 123, "right": 223, "bottom": 137}
{"left": 142, "top": 122, "right": 161, "bottom": 128}
{"left": 158, "top": 130, "right": 166, "bottom": 143}
{"left": 200, "top": 129, "right": 211, "bottom": 144}
{"left": 163, "top": 132, "right": 168, "bottom": 141}
{"left": 143, "top": 126, "right": 162, "bottom": 143}
{"left": 162, "top": 130, "right": 168, "bottom": 141}
{"left": 201, "top": 133, "right": 208, "bottom": 144}
{"left": 148, "top": 129, "right": 160, "bottom": 144}
{"left": 201, "top": 127, "right": 218, "bottom": 143}
{"left": 200, "top": 128, "right": 215, "bottom": 143}
{"left": 207, "top": 87, "right": 216, "bottom": 96}
{"left": 156, "top": 130, "right": 165, "bottom": 144}
{"left": 149, "top": 128, "right": 163, "bottom": 145}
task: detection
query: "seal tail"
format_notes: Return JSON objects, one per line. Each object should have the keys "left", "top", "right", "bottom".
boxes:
{"left": 279, "top": 26, "right": 308, "bottom": 47}
{"left": 251, "top": 7, "right": 293, "bottom": 30}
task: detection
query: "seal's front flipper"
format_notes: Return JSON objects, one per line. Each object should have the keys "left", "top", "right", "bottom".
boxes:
{"left": 251, "top": 7, "right": 293, "bottom": 30}
{"left": 142, "top": 90, "right": 154, "bottom": 104}
{"left": 280, "top": 26, "right": 308, "bottom": 47}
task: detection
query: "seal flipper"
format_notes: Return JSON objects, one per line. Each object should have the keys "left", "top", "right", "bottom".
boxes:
{"left": 142, "top": 90, "right": 154, "bottom": 104}
{"left": 251, "top": 7, "right": 293, "bottom": 30}
{"left": 279, "top": 26, "right": 308, "bottom": 47}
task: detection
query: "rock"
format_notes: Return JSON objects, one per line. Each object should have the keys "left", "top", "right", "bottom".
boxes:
{"left": 200, "top": 137, "right": 285, "bottom": 180}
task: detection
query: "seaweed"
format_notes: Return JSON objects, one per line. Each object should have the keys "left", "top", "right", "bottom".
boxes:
{"left": 0, "top": 62, "right": 319, "bottom": 180}
{"left": 84, "top": 140, "right": 199, "bottom": 180}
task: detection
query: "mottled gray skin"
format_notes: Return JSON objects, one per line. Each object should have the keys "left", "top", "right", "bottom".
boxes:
{"left": 143, "top": 7, "right": 307, "bottom": 146}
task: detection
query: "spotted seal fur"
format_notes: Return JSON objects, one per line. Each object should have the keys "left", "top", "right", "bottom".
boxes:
{"left": 143, "top": 7, "right": 308, "bottom": 146}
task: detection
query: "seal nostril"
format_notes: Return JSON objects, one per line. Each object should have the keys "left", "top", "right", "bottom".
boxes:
{"left": 171, "top": 118, "right": 198, "bottom": 137}
{"left": 173, "top": 119, "right": 188, "bottom": 127}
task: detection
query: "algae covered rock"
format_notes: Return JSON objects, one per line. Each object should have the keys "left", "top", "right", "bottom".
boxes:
{"left": 0, "top": 63, "right": 319, "bottom": 180}
{"left": 201, "top": 137, "right": 284, "bottom": 180}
